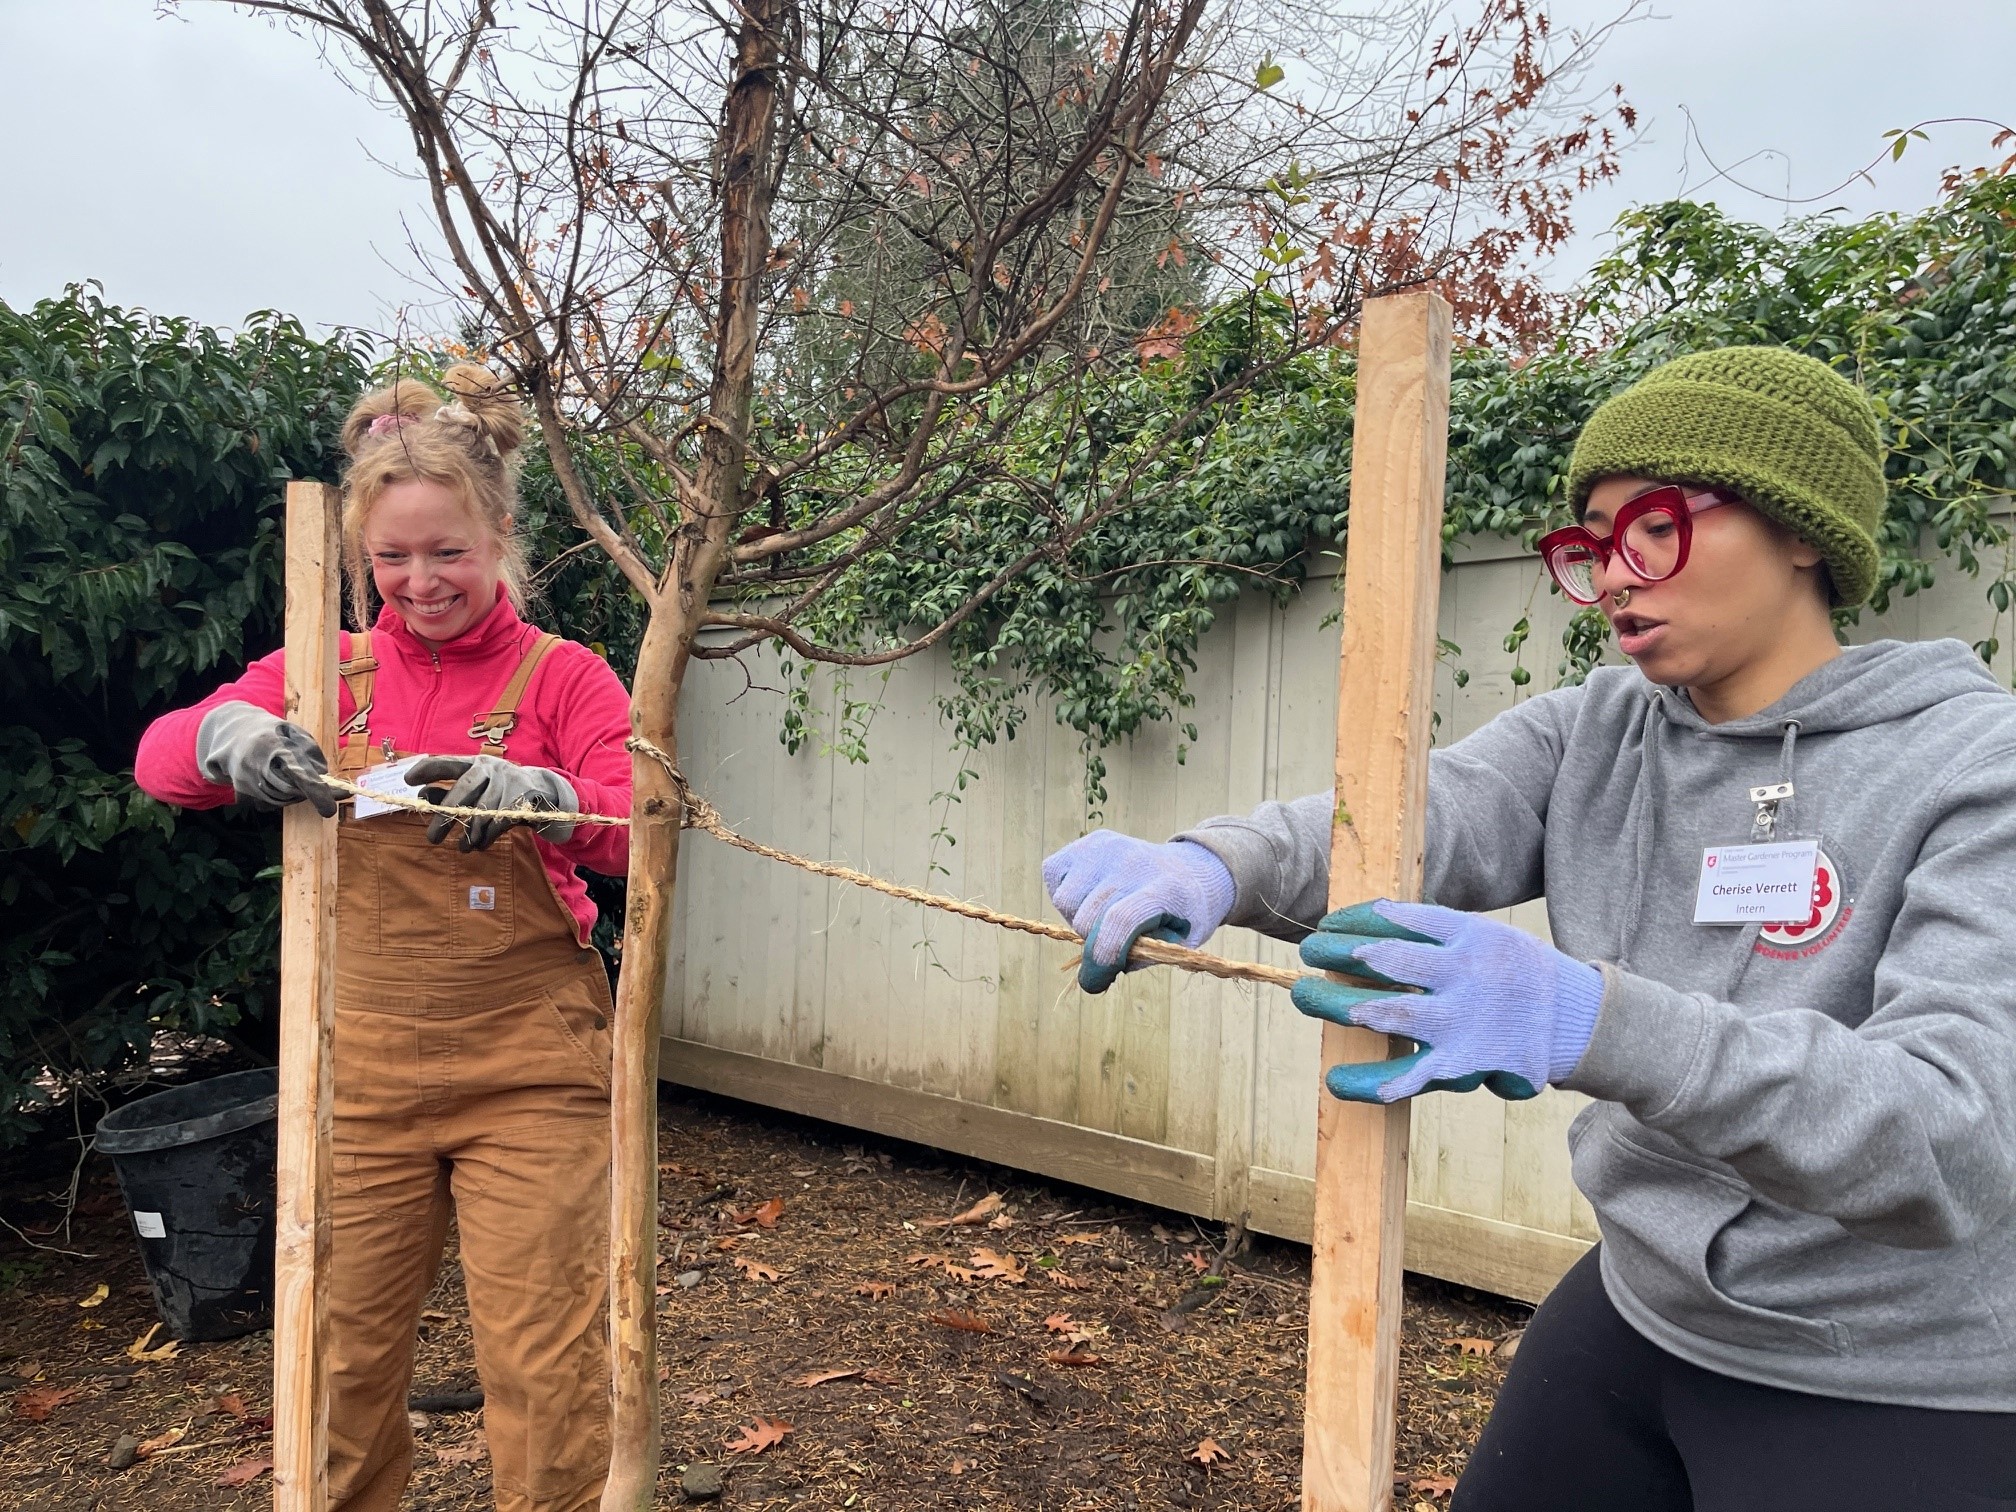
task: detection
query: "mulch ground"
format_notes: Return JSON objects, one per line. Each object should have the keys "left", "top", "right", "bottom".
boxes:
{"left": 0, "top": 1080, "right": 1527, "bottom": 1511}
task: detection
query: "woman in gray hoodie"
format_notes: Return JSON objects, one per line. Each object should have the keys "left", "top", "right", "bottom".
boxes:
{"left": 1044, "top": 347, "right": 2016, "bottom": 1510}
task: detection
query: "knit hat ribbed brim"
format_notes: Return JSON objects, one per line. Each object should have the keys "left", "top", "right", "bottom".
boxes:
{"left": 1565, "top": 347, "right": 1887, "bottom": 607}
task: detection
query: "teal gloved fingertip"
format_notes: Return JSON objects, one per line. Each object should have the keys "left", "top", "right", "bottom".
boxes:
{"left": 1298, "top": 930, "right": 1410, "bottom": 984}
{"left": 1290, "top": 976, "right": 1395, "bottom": 1027}
{"left": 1077, "top": 914, "right": 1185, "bottom": 996}
{"left": 1323, "top": 1045, "right": 1431, "bottom": 1105}
{"left": 1316, "top": 900, "right": 1440, "bottom": 945}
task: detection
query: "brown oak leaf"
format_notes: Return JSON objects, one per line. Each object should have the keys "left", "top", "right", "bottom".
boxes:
{"left": 1411, "top": 1472, "right": 1460, "bottom": 1499}
{"left": 970, "top": 1249, "right": 1027, "bottom": 1284}
{"left": 732, "top": 1197, "right": 785, "bottom": 1229}
{"left": 11, "top": 1384, "right": 83, "bottom": 1423}
{"left": 854, "top": 1280, "right": 896, "bottom": 1300}
{"left": 724, "top": 1415, "right": 793, "bottom": 1455}
{"left": 137, "top": 1424, "right": 187, "bottom": 1457}
{"left": 1188, "top": 1437, "right": 1231, "bottom": 1466}
{"left": 1054, "top": 1232, "right": 1101, "bottom": 1247}
{"left": 1452, "top": 1337, "right": 1496, "bottom": 1357}
{"left": 920, "top": 1192, "right": 1004, "bottom": 1228}
{"left": 905, "top": 1252, "right": 954, "bottom": 1270}
{"left": 1183, "top": 1249, "right": 1212, "bottom": 1274}
{"left": 1043, "top": 1313, "right": 1079, "bottom": 1334}
{"left": 212, "top": 1392, "right": 250, "bottom": 1419}
{"left": 732, "top": 1257, "right": 782, "bottom": 1283}
{"left": 1044, "top": 1348, "right": 1102, "bottom": 1367}
{"left": 1049, "top": 1269, "right": 1089, "bottom": 1291}
{"left": 216, "top": 1455, "right": 273, "bottom": 1487}
{"left": 942, "top": 1264, "right": 981, "bottom": 1284}
{"left": 790, "top": 1369, "right": 861, "bottom": 1387}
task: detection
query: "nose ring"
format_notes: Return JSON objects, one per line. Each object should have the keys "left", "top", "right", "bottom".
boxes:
{"left": 1611, "top": 587, "right": 1633, "bottom": 610}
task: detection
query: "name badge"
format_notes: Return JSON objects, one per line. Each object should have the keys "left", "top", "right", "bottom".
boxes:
{"left": 1694, "top": 840, "right": 1819, "bottom": 925}
{"left": 351, "top": 756, "right": 427, "bottom": 819}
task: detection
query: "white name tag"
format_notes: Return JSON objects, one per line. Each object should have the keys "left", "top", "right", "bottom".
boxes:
{"left": 1694, "top": 840, "right": 1819, "bottom": 925}
{"left": 351, "top": 756, "right": 427, "bottom": 820}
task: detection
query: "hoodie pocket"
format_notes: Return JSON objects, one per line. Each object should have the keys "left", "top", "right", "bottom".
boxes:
{"left": 1582, "top": 1122, "right": 1849, "bottom": 1357}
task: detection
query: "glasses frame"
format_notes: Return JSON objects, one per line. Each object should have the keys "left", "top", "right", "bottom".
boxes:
{"left": 1537, "top": 485, "right": 1736, "bottom": 605}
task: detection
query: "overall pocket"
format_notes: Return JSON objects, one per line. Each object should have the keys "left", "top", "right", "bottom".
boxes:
{"left": 346, "top": 820, "right": 519, "bottom": 959}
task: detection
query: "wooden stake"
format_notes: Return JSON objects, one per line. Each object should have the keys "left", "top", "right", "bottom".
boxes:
{"left": 1301, "top": 290, "right": 1452, "bottom": 1512}
{"left": 273, "top": 481, "right": 340, "bottom": 1512}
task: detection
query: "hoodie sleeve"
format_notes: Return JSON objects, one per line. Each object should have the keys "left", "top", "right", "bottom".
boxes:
{"left": 1175, "top": 681, "right": 1583, "bottom": 941}
{"left": 134, "top": 648, "right": 296, "bottom": 809}
{"left": 534, "top": 642, "right": 633, "bottom": 878}
{"left": 1565, "top": 742, "right": 2016, "bottom": 1249}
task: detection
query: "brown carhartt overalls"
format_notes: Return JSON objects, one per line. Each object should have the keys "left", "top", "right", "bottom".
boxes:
{"left": 326, "top": 632, "right": 613, "bottom": 1512}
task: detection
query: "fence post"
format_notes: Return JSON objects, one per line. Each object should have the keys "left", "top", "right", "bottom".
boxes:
{"left": 273, "top": 480, "right": 340, "bottom": 1512}
{"left": 1301, "top": 289, "right": 1453, "bottom": 1512}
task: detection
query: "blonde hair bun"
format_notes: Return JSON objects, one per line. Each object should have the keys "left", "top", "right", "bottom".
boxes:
{"left": 439, "top": 362, "right": 526, "bottom": 459}
{"left": 340, "top": 376, "right": 438, "bottom": 460}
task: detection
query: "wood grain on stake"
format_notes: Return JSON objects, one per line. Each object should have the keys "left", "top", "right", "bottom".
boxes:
{"left": 1302, "top": 292, "right": 1452, "bottom": 1512}
{"left": 274, "top": 481, "right": 339, "bottom": 1512}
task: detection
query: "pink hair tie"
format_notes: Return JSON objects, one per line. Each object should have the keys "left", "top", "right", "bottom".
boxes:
{"left": 367, "top": 412, "right": 419, "bottom": 438}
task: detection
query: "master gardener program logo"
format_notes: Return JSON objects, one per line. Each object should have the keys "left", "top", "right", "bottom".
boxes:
{"left": 1756, "top": 847, "right": 1849, "bottom": 959}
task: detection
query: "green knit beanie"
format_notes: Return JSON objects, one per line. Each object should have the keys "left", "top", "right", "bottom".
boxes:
{"left": 1565, "top": 346, "right": 1886, "bottom": 606}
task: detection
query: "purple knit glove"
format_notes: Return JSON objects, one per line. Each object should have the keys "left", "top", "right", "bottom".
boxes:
{"left": 1043, "top": 831, "right": 1236, "bottom": 994}
{"left": 1294, "top": 900, "right": 1605, "bottom": 1104}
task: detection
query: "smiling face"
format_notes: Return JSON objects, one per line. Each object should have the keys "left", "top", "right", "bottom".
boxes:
{"left": 362, "top": 478, "right": 509, "bottom": 646}
{"left": 1584, "top": 474, "right": 1834, "bottom": 701}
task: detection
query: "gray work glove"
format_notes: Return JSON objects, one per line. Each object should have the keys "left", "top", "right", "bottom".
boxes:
{"left": 405, "top": 755, "right": 579, "bottom": 852}
{"left": 195, "top": 701, "right": 342, "bottom": 818}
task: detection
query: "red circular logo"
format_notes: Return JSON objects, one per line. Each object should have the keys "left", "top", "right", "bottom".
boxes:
{"left": 1760, "top": 849, "right": 1842, "bottom": 947}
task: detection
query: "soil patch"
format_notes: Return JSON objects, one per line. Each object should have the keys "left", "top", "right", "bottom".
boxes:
{"left": 0, "top": 1084, "right": 1527, "bottom": 1510}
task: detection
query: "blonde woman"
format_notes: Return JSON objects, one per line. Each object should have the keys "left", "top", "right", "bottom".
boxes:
{"left": 138, "top": 366, "right": 632, "bottom": 1512}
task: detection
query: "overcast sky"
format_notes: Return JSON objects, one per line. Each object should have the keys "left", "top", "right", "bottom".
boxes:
{"left": 3, "top": 1, "right": 2012, "bottom": 338}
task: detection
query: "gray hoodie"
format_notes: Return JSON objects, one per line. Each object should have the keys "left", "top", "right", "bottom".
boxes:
{"left": 1178, "top": 639, "right": 2016, "bottom": 1410}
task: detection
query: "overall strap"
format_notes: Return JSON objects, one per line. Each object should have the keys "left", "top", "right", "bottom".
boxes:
{"left": 337, "top": 631, "right": 378, "bottom": 746}
{"left": 467, "top": 633, "right": 563, "bottom": 757}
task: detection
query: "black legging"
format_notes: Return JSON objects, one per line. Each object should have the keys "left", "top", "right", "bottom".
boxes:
{"left": 1456, "top": 1247, "right": 2016, "bottom": 1511}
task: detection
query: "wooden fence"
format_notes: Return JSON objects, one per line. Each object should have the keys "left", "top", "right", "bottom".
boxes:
{"left": 659, "top": 527, "right": 2013, "bottom": 1303}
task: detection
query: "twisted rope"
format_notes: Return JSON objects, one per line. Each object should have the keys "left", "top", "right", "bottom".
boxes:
{"left": 323, "top": 738, "right": 1308, "bottom": 993}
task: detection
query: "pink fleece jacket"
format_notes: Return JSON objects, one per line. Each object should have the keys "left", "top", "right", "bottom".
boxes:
{"left": 135, "top": 596, "right": 632, "bottom": 944}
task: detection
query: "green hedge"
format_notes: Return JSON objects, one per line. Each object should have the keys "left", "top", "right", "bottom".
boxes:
{"left": 0, "top": 289, "right": 369, "bottom": 1143}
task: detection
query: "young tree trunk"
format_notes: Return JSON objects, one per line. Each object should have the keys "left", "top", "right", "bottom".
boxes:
{"left": 603, "top": 3, "right": 783, "bottom": 1505}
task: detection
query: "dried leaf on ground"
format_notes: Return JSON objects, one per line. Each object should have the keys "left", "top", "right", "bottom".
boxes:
{"left": 790, "top": 1369, "right": 860, "bottom": 1387}
{"left": 1183, "top": 1250, "right": 1212, "bottom": 1274}
{"left": 125, "top": 1324, "right": 180, "bottom": 1362}
{"left": 11, "top": 1384, "right": 83, "bottom": 1423}
{"left": 1188, "top": 1437, "right": 1231, "bottom": 1465}
{"left": 942, "top": 1264, "right": 980, "bottom": 1284}
{"left": 1043, "top": 1349, "right": 1101, "bottom": 1367}
{"left": 77, "top": 1283, "right": 108, "bottom": 1309}
{"left": 681, "top": 1388, "right": 720, "bottom": 1408}
{"left": 1411, "top": 1472, "right": 1460, "bottom": 1498}
{"left": 924, "top": 1192, "right": 1003, "bottom": 1227}
{"left": 725, "top": 1415, "right": 793, "bottom": 1455}
{"left": 926, "top": 1310, "right": 992, "bottom": 1334}
{"left": 854, "top": 1280, "right": 896, "bottom": 1300}
{"left": 732, "top": 1197, "right": 785, "bottom": 1228}
{"left": 435, "top": 1441, "right": 488, "bottom": 1465}
{"left": 137, "top": 1424, "right": 187, "bottom": 1456}
{"left": 1043, "top": 1313, "right": 1080, "bottom": 1334}
{"left": 216, "top": 1455, "right": 273, "bottom": 1487}
{"left": 986, "top": 1213, "right": 1015, "bottom": 1231}
{"left": 714, "top": 1234, "right": 745, "bottom": 1250}
{"left": 1452, "top": 1337, "right": 1495, "bottom": 1357}
{"left": 732, "top": 1257, "right": 783, "bottom": 1283}
{"left": 905, "top": 1252, "right": 954, "bottom": 1270}
{"left": 213, "top": 1392, "right": 250, "bottom": 1418}
{"left": 1054, "top": 1232, "right": 1101, "bottom": 1247}
{"left": 969, "top": 1249, "right": 1027, "bottom": 1284}
{"left": 1049, "top": 1270, "right": 1089, "bottom": 1291}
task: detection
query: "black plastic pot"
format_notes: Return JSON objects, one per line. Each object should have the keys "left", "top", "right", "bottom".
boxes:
{"left": 95, "top": 1068, "right": 278, "bottom": 1342}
